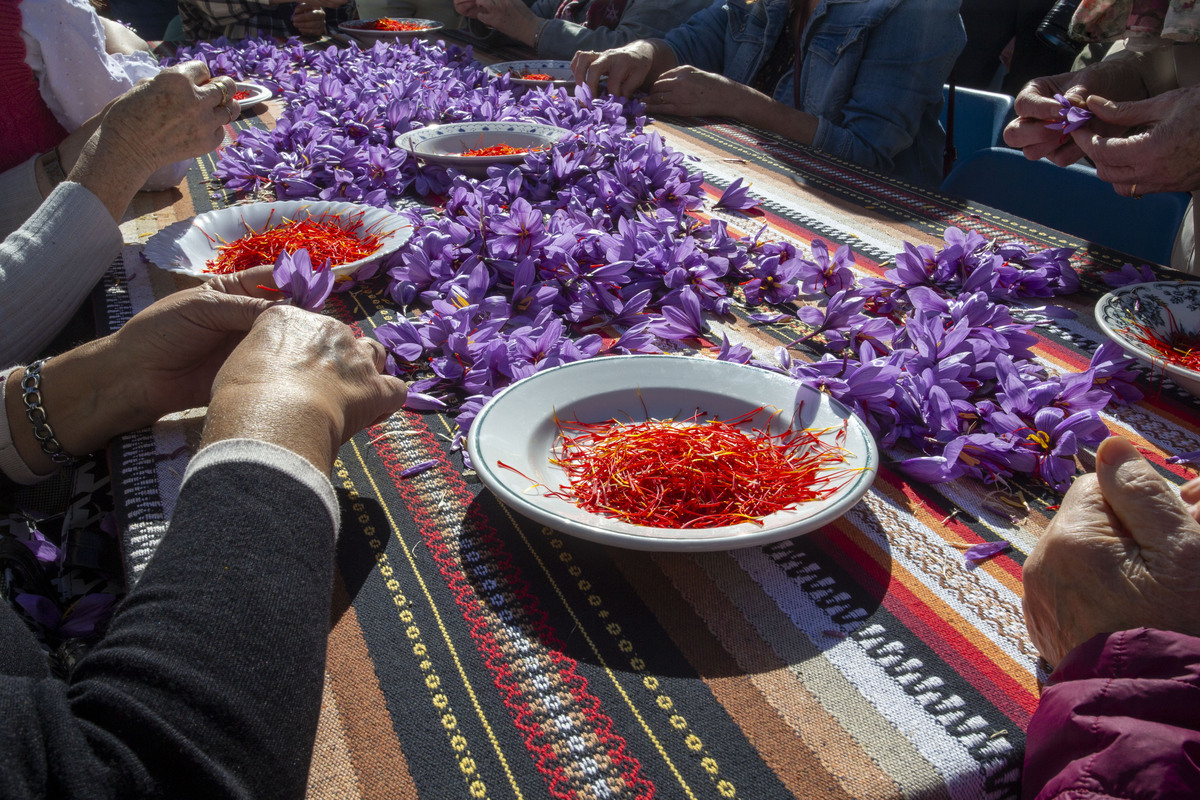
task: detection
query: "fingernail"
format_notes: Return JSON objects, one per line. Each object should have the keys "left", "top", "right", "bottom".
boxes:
{"left": 1098, "top": 436, "right": 1138, "bottom": 466}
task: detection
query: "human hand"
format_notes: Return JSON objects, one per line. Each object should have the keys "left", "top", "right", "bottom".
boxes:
{"left": 102, "top": 266, "right": 283, "bottom": 430}
{"left": 204, "top": 305, "right": 408, "bottom": 472}
{"left": 645, "top": 66, "right": 753, "bottom": 117}
{"left": 1181, "top": 475, "right": 1200, "bottom": 523}
{"left": 465, "top": 0, "right": 538, "bottom": 41}
{"left": 572, "top": 40, "right": 663, "bottom": 98}
{"left": 1070, "top": 86, "right": 1200, "bottom": 196}
{"left": 1022, "top": 436, "right": 1200, "bottom": 667}
{"left": 1003, "top": 60, "right": 1144, "bottom": 166}
{"left": 453, "top": 0, "right": 479, "bottom": 15}
{"left": 292, "top": 2, "right": 329, "bottom": 37}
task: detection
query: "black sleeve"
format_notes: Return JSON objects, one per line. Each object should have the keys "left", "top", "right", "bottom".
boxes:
{"left": 0, "top": 459, "right": 336, "bottom": 800}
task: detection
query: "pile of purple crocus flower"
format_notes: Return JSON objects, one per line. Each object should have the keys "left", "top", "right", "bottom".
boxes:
{"left": 168, "top": 37, "right": 1144, "bottom": 493}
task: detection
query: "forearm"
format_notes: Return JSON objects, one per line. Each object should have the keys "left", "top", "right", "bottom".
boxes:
{"left": 66, "top": 130, "right": 157, "bottom": 223}
{"left": 3, "top": 335, "right": 142, "bottom": 477}
{"left": 101, "top": 17, "right": 153, "bottom": 55}
{"left": 0, "top": 183, "right": 122, "bottom": 369}
{"left": 734, "top": 91, "right": 818, "bottom": 145}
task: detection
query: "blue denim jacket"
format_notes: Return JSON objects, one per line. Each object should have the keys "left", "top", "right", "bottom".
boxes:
{"left": 664, "top": 0, "right": 965, "bottom": 186}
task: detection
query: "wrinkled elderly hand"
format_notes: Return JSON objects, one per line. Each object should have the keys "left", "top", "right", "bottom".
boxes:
{"left": 1022, "top": 437, "right": 1200, "bottom": 667}
{"left": 458, "top": 0, "right": 538, "bottom": 39}
{"left": 1003, "top": 59, "right": 1146, "bottom": 167}
{"left": 292, "top": 2, "right": 329, "bottom": 37}
{"left": 1182, "top": 475, "right": 1200, "bottom": 523}
{"left": 205, "top": 305, "right": 408, "bottom": 471}
{"left": 1070, "top": 86, "right": 1200, "bottom": 196}
{"left": 572, "top": 40, "right": 663, "bottom": 98}
{"left": 90, "top": 61, "right": 237, "bottom": 183}
{"left": 645, "top": 66, "right": 753, "bottom": 117}
{"left": 104, "top": 266, "right": 282, "bottom": 429}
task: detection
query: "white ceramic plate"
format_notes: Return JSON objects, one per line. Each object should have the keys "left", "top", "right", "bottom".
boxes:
{"left": 396, "top": 121, "right": 571, "bottom": 177}
{"left": 234, "top": 81, "right": 272, "bottom": 111}
{"left": 143, "top": 200, "right": 412, "bottom": 280}
{"left": 1095, "top": 280, "right": 1200, "bottom": 396}
{"left": 339, "top": 18, "right": 443, "bottom": 45}
{"left": 484, "top": 60, "right": 574, "bottom": 88}
{"left": 468, "top": 355, "right": 878, "bottom": 551}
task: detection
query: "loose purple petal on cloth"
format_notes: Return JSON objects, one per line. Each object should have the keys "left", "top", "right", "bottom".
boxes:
{"left": 58, "top": 593, "right": 117, "bottom": 638}
{"left": 404, "top": 392, "right": 447, "bottom": 411}
{"left": 715, "top": 177, "right": 760, "bottom": 211}
{"left": 963, "top": 540, "right": 1011, "bottom": 563}
{"left": 399, "top": 460, "right": 438, "bottom": 478}
{"left": 1166, "top": 450, "right": 1200, "bottom": 466}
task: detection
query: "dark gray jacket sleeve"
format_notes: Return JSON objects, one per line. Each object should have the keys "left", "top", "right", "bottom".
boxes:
{"left": 0, "top": 439, "right": 339, "bottom": 800}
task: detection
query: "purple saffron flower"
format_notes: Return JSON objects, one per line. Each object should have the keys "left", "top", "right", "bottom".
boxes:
{"left": 1101, "top": 263, "right": 1157, "bottom": 288}
{"left": 796, "top": 240, "right": 856, "bottom": 296}
{"left": 1046, "top": 94, "right": 1092, "bottom": 136}
{"left": 399, "top": 459, "right": 438, "bottom": 477}
{"left": 273, "top": 248, "right": 335, "bottom": 312}
{"left": 963, "top": 540, "right": 1010, "bottom": 563}
{"left": 1167, "top": 450, "right": 1200, "bottom": 465}
{"left": 715, "top": 177, "right": 760, "bottom": 211}
{"left": 647, "top": 290, "right": 705, "bottom": 341}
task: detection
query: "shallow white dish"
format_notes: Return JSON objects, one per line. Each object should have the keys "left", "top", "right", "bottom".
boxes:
{"left": 467, "top": 355, "right": 878, "bottom": 552}
{"left": 143, "top": 200, "right": 412, "bottom": 280}
{"left": 484, "top": 60, "right": 574, "bottom": 88}
{"left": 396, "top": 121, "right": 571, "bottom": 177}
{"left": 234, "top": 81, "right": 272, "bottom": 112}
{"left": 339, "top": 18, "right": 443, "bottom": 45}
{"left": 1095, "top": 280, "right": 1200, "bottom": 396}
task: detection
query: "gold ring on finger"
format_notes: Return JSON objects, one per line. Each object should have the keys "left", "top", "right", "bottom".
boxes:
{"left": 1132, "top": 183, "right": 1141, "bottom": 199}
{"left": 217, "top": 80, "right": 230, "bottom": 106}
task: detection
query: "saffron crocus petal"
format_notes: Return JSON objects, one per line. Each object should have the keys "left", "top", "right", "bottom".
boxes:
{"left": 15, "top": 593, "right": 61, "bottom": 629}
{"left": 58, "top": 593, "right": 118, "bottom": 638}
{"left": 399, "top": 459, "right": 438, "bottom": 478}
{"left": 715, "top": 177, "right": 759, "bottom": 211}
{"left": 22, "top": 536, "right": 61, "bottom": 565}
{"left": 963, "top": 540, "right": 1011, "bottom": 563}
{"left": 1166, "top": 450, "right": 1200, "bottom": 465}
{"left": 404, "top": 392, "right": 447, "bottom": 411}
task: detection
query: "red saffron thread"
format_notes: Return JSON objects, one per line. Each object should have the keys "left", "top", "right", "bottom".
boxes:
{"left": 232, "top": 89, "right": 252, "bottom": 101}
{"left": 203, "top": 212, "right": 384, "bottom": 274}
{"left": 461, "top": 143, "right": 532, "bottom": 157}
{"left": 1120, "top": 305, "right": 1200, "bottom": 372}
{"left": 539, "top": 409, "right": 856, "bottom": 529}
{"left": 363, "top": 18, "right": 432, "bottom": 30}
{"left": 512, "top": 70, "right": 553, "bottom": 81}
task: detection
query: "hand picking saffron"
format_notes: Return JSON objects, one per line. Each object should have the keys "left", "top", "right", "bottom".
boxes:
{"left": 542, "top": 409, "right": 855, "bottom": 529}
{"left": 364, "top": 18, "right": 432, "bottom": 30}
{"left": 461, "top": 143, "right": 531, "bottom": 157}
{"left": 203, "top": 212, "right": 385, "bottom": 274}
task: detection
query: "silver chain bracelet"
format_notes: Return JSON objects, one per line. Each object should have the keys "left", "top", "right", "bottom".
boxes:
{"left": 21, "top": 358, "right": 74, "bottom": 464}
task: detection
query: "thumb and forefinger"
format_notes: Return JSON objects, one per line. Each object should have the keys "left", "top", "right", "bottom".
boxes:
{"left": 1094, "top": 436, "right": 1199, "bottom": 548}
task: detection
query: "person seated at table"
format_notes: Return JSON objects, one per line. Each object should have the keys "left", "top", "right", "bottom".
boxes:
{"left": 1021, "top": 435, "right": 1200, "bottom": 797}
{"left": 1, "top": 0, "right": 162, "bottom": 179}
{"left": 453, "top": 0, "right": 712, "bottom": 62}
{"left": 1003, "top": 0, "right": 1200, "bottom": 275}
{"left": 0, "top": 61, "right": 241, "bottom": 366}
{"left": 0, "top": 264, "right": 408, "bottom": 798}
{"left": 570, "top": 0, "right": 965, "bottom": 188}
{"left": 177, "top": 0, "right": 357, "bottom": 40}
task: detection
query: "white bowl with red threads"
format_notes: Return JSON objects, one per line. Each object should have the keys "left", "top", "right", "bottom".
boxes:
{"left": 143, "top": 200, "right": 412, "bottom": 280}
{"left": 468, "top": 355, "right": 879, "bottom": 552}
{"left": 1095, "top": 280, "right": 1200, "bottom": 397}
{"left": 483, "top": 60, "right": 574, "bottom": 88}
{"left": 395, "top": 121, "right": 572, "bottom": 178}
{"left": 338, "top": 18, "right": 443, "bottom": 46}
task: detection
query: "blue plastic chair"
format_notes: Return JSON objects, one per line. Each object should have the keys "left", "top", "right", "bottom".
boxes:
{"left": 940, "top": 147, "right": 1191, "bottom": 266}
{"left": 940, "top": 85, "right": 1016, "bottom": 170}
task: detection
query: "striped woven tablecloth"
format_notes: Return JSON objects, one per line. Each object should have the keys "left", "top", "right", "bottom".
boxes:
{"left": 98, "top": 95, "right": 1200, "bottom": 800}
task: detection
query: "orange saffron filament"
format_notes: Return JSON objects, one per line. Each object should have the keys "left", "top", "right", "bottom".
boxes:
{"left": 1120, "top": 307, "right": 1200, "bottom": 372}
{"left": 364, "top": 18, "right": 431, "bottom": 30}
{"left": 540, "top": 410, "right": 855, "bottom": 529}
{"left": 203, "top": 212, "right": 384, "bottom": 275}
{"left": 461, "top": 143, "right": 531, "bottom": 157}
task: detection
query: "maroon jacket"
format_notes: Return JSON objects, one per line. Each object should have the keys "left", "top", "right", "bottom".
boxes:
{"left": 1023, "top": 628, "right": 1200, "bottom": 799}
